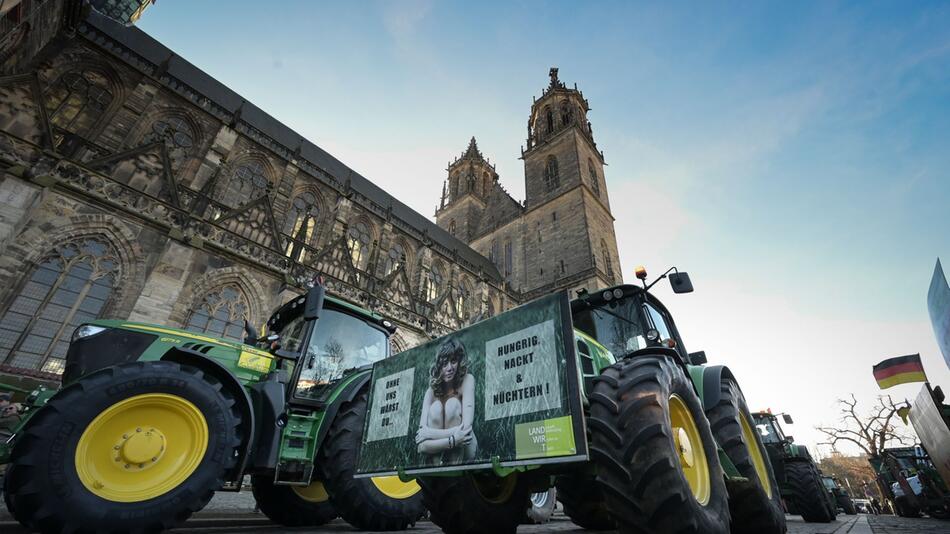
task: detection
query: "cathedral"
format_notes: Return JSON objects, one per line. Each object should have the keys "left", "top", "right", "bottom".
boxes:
{"left": 0, "top": 1, "right": 621, "bottom": 385}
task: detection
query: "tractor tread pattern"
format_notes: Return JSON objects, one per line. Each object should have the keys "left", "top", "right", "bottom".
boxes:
{"left": 250, "top": 474, "right": 338, "bottom": 526}
{"left": 705, "top": 378, "right": 787, "bottom": 534}
{"left": 589, "top": 355, "right": 731, "bottom": 534}
{"left": 321, "top": 391, "right": 425, "bottom": 531}
{"left": 785, "top": 461, "right": 834, "bottom": 523}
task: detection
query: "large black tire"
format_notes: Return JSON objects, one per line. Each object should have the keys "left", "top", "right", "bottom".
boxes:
{"left": 524, "top": 488, "right": 557, "bottom": 523}
{"left": 3, "top": 361, "right": 242, "bottom": 533}
{"left": 419, "top": 473, "right": 531, "bottom": 534}
{"left": 251, "top": 474, "right": 337, "bottom": 526}
{"left": 785, "top": 461, "right": 833, "bottom": 522}
{"left": 555, "top": 473, "right": 616, "bottom": 530}
{"left": 321, "top": 391, "right": 425, "bottom": 530}
{"left": 706, "top": 378, "right": 786, "bottom": 533}
{"left": 589, "top": 355, "right": 731, "bottom": 534}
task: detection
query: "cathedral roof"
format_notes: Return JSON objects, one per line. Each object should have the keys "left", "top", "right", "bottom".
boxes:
{"left": 82, "top": 11, "right": 502, "bottom": 282}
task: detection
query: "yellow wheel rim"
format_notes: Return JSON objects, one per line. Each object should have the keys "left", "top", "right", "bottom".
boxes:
{"left": 669, "top": 394, "right": 711, "bottom": 505}
{"left": 740, "top": 411, "right": 773, "bottom": 498}
{"left": 371, "top": 476, "right": 422, "bottom": 499}
{"left": 75, "top": 393, "right": 208, "bottom": 503}
{"left": 292, "top": 481, "right": 330, "bottom": 502}
{"left": 472, "top": 474, "right": 517, "bottom": 504}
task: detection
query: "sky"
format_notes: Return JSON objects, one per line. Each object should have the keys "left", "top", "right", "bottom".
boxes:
{"left": 138, "top": 1, "right": 950, "bottom": 454}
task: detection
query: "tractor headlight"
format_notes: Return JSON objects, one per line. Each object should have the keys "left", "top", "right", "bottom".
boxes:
{"left": 72, "top": 324, "right": 107, "bottom": 341}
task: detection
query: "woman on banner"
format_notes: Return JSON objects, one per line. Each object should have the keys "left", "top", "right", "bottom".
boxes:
{"left": 416, "top": 338, "right": 477, "bottom": 464}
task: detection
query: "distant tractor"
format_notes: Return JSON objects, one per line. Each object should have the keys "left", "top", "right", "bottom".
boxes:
{"left": 821, "top": 475, "right": 857, "bottom": 515}
{"left": 870, "top": 446, "right": 950, "bottom": 519}
{"left": 0, "top": 282, "right": 425, "bottom": 533}
{"left": 751, "top": 411, "right": 837, "bottom": 523}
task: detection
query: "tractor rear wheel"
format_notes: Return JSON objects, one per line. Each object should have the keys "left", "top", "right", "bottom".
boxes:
{"left": 321, "top": 391, "right": 424, "bottom": 530}
{"left": 419, "top": 472, "right": 531, "bottom": 534}
{"left": 251, "top": 474, "right": 337, "bottom": 526}
{"left": 3, "top": 361, "right": 241, "bottom": 533}
{"left": 555, "top": 473, "right": 616, "bottom": 530}
{"left": 589, "top": 355, "right": 730, "bottom": 534}
{"left": 785, "top": 461, "right": 833, "bottom": 522}
{"left": 706, "top": 378, "right": 786, "bottom": 533}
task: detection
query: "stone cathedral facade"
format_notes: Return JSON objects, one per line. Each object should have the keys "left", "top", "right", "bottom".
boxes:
{"left": 0, "top": 1, "right": 621, "bottom": 384}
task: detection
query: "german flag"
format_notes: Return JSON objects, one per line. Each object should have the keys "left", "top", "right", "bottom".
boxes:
{"left": 873, "top": 354, "right": 927, "bottom": 390}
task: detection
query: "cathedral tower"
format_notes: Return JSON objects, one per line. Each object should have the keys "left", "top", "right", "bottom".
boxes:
{"left": 435, "top": 69, "right": 622, "bottom": 301}
{"left": 435, "top": 137, "right": 498, "bottom": 242}
{"left": 518, "top": 68, "right": 621, "bottom": 293}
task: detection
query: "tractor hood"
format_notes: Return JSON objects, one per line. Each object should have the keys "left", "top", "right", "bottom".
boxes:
{"left": 61, "top": 320, "right": 269, "bottom": 385}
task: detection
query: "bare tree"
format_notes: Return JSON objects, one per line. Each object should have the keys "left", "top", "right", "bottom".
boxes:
{"left": 816, "top": 394, "right": 915, "bottom": 457}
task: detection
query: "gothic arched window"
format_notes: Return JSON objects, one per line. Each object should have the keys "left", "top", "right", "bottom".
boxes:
{"left": 45, "top": 70, "right": 114, "bottom": 144}
{"left": 385, "top": 244, "right": 405, "bottom": 275}
{"left": 284, "top": 192, "right": 320, "bottom": 262}
{"left": 560, "top": 102, "right": 572, "bottom": 126}
{"left": 347, "top": 221, "right": 372, "bottom": 269}
{"left": 185, "top": 285, "right": 248, "bottom": 340}
{"left": 544, "top": 106, "right": 554, "bottom": 133}
{"left": 544, "top": 155, "right": 560, "bottom": 192}
{"left": 422, "top": 265, "right": 444, "bottom": 302}
{"left": 449, "top": 219, "right": 457, "bottom": 236}
{"left": 601, "top": 240, "right": 614, "bottom": 279}
{"left": 218, "top": 161, "right": 269, "bottom": 209}
{"left": 0, "top": 237, "right": 120, "bottom": 375}
{"left": 143, "top": 115, "right": 196, "bottom": 173}
{"left": 384, "top": 240, "right": 407, "bottom": 276}
{"left": 588, "top": 158, "right": 601, "bottom": 196}
{"left": 454, "top": 281, "right": 472, "bottom": 319}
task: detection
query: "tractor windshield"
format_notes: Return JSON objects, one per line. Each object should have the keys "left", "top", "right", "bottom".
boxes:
{"left": 294, "top": 308, "right": 388, "bottom": 401}
{"left": 573, "top": 296, "right": 647, "bottom": 358}
{"left": 754, "top": 415, "right": 785, "bottom": 444}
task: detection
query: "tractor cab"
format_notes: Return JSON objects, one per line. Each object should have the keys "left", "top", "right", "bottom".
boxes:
{"left": 570, "top": 267, "right": 696, "bottom": 366}
{"left": 264, "top": 283, "right": 396, "bottom": 405}
{"left": 753, "top": 413, "right": 790, "bottom": 445}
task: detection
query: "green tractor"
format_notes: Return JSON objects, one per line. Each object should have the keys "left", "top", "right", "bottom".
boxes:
{"left": 387, "top": 267, "right": 786, "bottom": 534}
{"left": 0, "top": 282, "right": 425, "bottom": 533}
{"left": 751, "top": 411, "right": 837, "bottom": 522}
{"left": 821, "top": 475, "right": 857, "bottom": 515}
{"left": 870, "top": 446, "right": 950, "bottom": 519}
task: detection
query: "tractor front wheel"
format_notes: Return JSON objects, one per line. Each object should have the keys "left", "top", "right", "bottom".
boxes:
{"left": 785, "top": 461, "right": 834, "bottom": 522}
{"left": 3, "top": 361, "right": 242, "bottom": 533}
{"left": 706, "top": 378, "right": 786, "bottom": 533}
{"left": 419, "top": 472, "right": 531, "bottom": 534}
{"left": 251, "top": 475, "right": 337, "bottom": 526}
{"left": 589, "top": 355, "right": 731, "bottom": 534}
{"left": 321, "top": 391, "right": 425, "bottom": 530}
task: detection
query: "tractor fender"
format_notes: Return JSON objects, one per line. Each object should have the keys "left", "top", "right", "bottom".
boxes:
{"left": 698, "top": 365, "right": 738, "bottom": 411}
{"left": 161, "top": 347, "right": 255, "bottom": 482}
{"left": 313, "top": 371, "right": 372, "bottom": 456}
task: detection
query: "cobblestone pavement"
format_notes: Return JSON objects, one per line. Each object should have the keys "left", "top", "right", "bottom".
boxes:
{"left": 3, "top": 490, "right": 949, "bottom": 533}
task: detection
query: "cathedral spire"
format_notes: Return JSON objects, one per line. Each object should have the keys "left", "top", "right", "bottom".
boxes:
{"left": 463, "top": 136, "right": 482, "bottom": 160}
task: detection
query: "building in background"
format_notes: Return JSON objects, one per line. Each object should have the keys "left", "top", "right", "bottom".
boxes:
{"left": 0, "top": 1, "right": 620, "bottom": 383}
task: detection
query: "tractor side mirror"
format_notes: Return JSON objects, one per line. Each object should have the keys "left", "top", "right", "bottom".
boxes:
{"left": 786, "top": 435, "right": 794, "bottom": 443}
{"left": 304, "top": 284, "right": 325, "bottom": 321}
{"left": 669, "top": 272, "right": 693, "bottom": 294}
{"left": 688, "top": 350, "right": 707, "bottom": 364}
{"left": 783, "top": 414, "right": 794, "bottom": 425}
{"left": 243, "top": 320, "right": 259, "bottom": 345}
